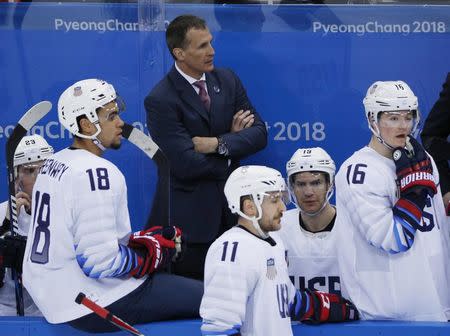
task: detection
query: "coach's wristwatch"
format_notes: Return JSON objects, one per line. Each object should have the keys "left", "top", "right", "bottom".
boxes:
{"left": 216, "top": 136, "right": 229, "bottom": 156}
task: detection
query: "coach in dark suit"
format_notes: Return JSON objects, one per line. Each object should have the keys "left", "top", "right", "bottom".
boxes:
{"left": 421, "top": 72, "right": 450, "bottom": 214}
{"left": 144, "top": 15, "right": 267, "bottom": 279}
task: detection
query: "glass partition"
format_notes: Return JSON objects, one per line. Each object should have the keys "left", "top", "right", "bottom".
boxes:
{"left": 0, "top": 0, "right": 449, "bottom": 228}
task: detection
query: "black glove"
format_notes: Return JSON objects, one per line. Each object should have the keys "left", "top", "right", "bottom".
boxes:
{"left": 393, "top": 136, "right": 437, "bottom": 198}
{"left": 0, "top": 234, "right": 27, "bottom": 274}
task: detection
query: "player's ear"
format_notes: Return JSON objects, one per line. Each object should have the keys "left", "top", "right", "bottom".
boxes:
{"left": 78, "top": 117, "right": 96, "bottom": 136}
{"left": 242, "top": 198, "right": 257, "bottom": 217}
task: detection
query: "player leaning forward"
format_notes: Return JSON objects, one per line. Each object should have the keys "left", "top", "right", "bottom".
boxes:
{"left": 335, "top": 80, "right": 450, "bottom": 321}
{"left": 23, "top": 79, "right": 202, "bottom": 332}
{"left": 200, "top": 165, "right": 358, "bottom": 336}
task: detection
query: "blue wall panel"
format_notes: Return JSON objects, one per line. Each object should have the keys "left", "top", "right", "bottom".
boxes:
{"left": 0, "top": 3, "right": 449, "bottom": 229}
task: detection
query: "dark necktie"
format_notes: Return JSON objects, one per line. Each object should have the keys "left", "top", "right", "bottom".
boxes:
{"left": 193, "top": 80, "right": 211, "bottom": 111}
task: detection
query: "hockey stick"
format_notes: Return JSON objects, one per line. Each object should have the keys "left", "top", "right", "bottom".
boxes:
{"left": 75, "top": 293, "right": 145, "bottom": 336}
{"left": 5, "top": 101, "right": 52, "bottom": 316}
{"left": 121, "top": 123, "right": 170, "bottom": 230}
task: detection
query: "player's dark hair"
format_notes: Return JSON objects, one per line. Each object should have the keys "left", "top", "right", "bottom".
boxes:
{"left": 166, "top": 15, "right": 207, "bottom": 60}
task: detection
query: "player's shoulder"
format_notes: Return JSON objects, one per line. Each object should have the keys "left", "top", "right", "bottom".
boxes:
{"left": 269, "top": 231, "right": 287, "bottom": 251}
{"left": 50, "top": 148, "right": 124, "bottom": 181}
{"left": 211, "top": 227, "right": 252, "bottom": 246}
{"left": 207, "top": 227, "right": 265, "bottom": 262}
{"left": 336, "top": 146, "right": 394, "bottom": 187}
{"left": 279, "top": 208, "right": 300, "bottom": 236}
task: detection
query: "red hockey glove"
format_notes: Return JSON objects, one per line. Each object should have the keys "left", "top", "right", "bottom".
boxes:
{"left": 128, "top": 233, "right": 161, "bottom": 278}
{"left": 142, "top": 226, "right": 184, "bottom": 261}
{"left": 393, "top": 136, "right": 437, "bottom": 197}
{"left": 291, "top": 289, "right": 359, "bottom": 324}
{"left": 128, "top": 226, "right": 183, "bottom": 278}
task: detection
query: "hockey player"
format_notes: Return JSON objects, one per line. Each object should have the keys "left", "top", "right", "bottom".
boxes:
{"left": 0, "top": 134, "right": 53, "bottom": 315}
{"left": 200, "top": 165, "right": 358, "bottom": 336}
{"left": 22, "top": 79, "right": 203, "bottom": 332}
{"left": 279, "top": 147, "right": 341, "bottom": 296}
{"left": 335, "top": 80, "right": 450, "bottom": 321}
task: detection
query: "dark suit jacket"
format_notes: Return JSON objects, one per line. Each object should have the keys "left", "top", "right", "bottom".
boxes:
{"left": 421, "top": 73, "right": 450, "bottom": 195}
{"left": 145, "top": 66, "right": 267, "bottom": 243}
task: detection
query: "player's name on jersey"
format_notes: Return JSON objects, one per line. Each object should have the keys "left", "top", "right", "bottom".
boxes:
{"left": 39, "top": 159, "right": 69, "bottom": 181}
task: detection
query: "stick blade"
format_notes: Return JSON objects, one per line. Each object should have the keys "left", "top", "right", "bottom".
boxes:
{"left": 122, "top": 123, "right": 159, "bottom": 159}
{"left": 18, "top": 101, "right": 52, "bottom": 131}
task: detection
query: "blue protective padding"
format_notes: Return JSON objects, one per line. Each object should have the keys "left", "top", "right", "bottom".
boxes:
{"left": 0, "top": 317, "right": 449, "bottom": 336}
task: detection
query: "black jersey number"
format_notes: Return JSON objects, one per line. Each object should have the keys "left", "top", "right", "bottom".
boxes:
{"left": 346, "top": 163, "right": 367, "bottom": 185}
{"left": 30, "top": 191, "right": 51, "bottom": 264}
{"left": 86, "top": 168, "right": 110, "bottom": 191}
{"left": 221, "top": 241, "right": 239, "bottom": 262}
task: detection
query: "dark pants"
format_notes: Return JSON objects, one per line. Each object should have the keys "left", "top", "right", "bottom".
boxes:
{"left": 69, "top": 272, "right": 203, "bottom": 333}
{"left": 173, "top": 209, "right": 237, "bottom": 281}
{"left": 173, "top": 243, "right": 209, "bottom": 281}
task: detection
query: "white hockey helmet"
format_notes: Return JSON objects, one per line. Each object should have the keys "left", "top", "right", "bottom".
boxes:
{"left": 363, "top": 81, "right": 420, "bottom": 144}
{"left": 286, "top": 147, "right": 335, "bottom": 214}
{"left": 58, "top": 78, "right": 121, "bottom": 139}
{"left": 224, "top": 165, "right": 287, "bottom": 238}
{"left": 14, "top": 134, "right": 54, "bottom": 178}
{"left": 14, "top": 134, "right": 53, "bottom": 167}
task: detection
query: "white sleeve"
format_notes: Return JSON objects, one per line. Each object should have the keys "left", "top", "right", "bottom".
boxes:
{"left": 336, "top": 164, "right": 413, "bottom": 254}
{"left": 200, "top": 239, "right": 259, "bottom": 335}
{"left": 71, "top": 167, "right": 139, "bottom": 278}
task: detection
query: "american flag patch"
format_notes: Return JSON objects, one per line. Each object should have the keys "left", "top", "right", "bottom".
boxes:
{"left": 266, "top": 258, "right": 277, "bottom": 280}
{"left": 73, "top": 86, "right": 82, "bottom": 97}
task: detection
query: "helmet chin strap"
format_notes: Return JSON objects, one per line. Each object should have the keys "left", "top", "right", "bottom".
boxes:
{"left": 371, "top": 122, "right": 396, "bottom": 151}
{"left": 93, "top": 137, "right": 106, "bottom": 152}
{"left": 300, "top": 199, "right": 328, "bottom": 217}
{"left": 239, "top": 195, "right": 270, "bottom": 239}
{"left": 297, "top": 185, "right": 333, "bottom": 217}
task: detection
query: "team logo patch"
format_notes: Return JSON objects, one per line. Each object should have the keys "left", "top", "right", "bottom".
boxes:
{"left": 393, "top": 150, "right": 402, "bottom": 161}
{"left": 73, "top": 86, "right": 83, "bottom": 97}
{"left": 266, "top": 258, "right": 277, "bottom": 280}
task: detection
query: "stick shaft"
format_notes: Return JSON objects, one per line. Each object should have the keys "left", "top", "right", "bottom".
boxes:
{"left": 75, "top": 293, "right": 144, "bottom": 336}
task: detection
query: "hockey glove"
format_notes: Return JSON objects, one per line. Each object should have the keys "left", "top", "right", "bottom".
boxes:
{"left": 141, "top": 226, "right": 184, "bottom": 261}
{"left": 393, "top": 136, "right": 437, "bottom": 197}
{"left": 291, "top": 289, "right": 359, "bottom": 324}
{"left": 128, "top": 233, "right": 162, "bottom": 278}
{"left": 128, "top": 226, "right": 182, "bottom": 278}
{"left": 0, "top": 234, "right": 27, "bottom": 274}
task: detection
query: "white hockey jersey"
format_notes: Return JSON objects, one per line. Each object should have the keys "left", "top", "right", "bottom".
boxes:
{"left": 335, "top": 146, "right": 450, "bottom": 321}
{"left": 200, "top": 226, "right": 295, "bottom": 336}
{"left": 0, "top": 201, "right": 41, "bottom": 316}
{"left": 23, "top": 148, "right": 145, "bottom": 323}
{"left": 278, "top": 208, "right": 341, "bottom": 295}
